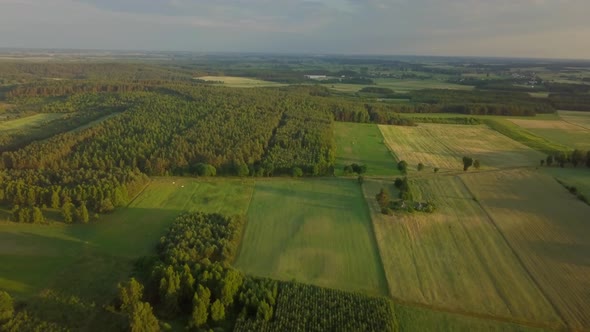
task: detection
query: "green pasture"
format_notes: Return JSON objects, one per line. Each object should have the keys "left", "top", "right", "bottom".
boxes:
{"left": 234, "top": 178, "right": 388, "bottom": 295}
{"left": 334, "top": 122, "right": 401, "bottom": 176}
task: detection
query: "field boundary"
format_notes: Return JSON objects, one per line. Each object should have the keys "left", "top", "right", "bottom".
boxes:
{"left": 456, "top": 175, "right": 569, "bottom": 330}
{"left": 360, "top": 181, "right": 394, "bottom": 298}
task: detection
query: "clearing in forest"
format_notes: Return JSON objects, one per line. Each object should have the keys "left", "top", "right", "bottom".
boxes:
{"left": 378, "top": 123, "right": 543, "bottom": 172}
{"left": 195, "top": 76, "right": 285, "bottom": 88}
{"left": 508, "top": 118, "right": 590, "bottom": 150}
{"left": 0, "top": 177, "right": 254, "bottom": 300}
{"left": 363, "top": 177, "right": 562, "bottom": 328}
{"left": 334, "top": 122, "right": 400, "bottom": 176}
{"left": 0, "top": 113, "right": 65, "bottom": 133}
{"left": 234, "top": 178, "right": 388, "bottom": 295}
{"left": 462, "top": 169, "right": 590, "bottom": 331}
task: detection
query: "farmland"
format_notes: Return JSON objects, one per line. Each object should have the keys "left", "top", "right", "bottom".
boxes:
{"left": 559, "top": 110, "right": 590, "bottom": 130}
{"left": 333, "top": 121, "right": 400, "bottom": 176}
{"left": 322, "top": 78, "right": 473, "bottom": 93}
{"left": 462, "top": 169, "right": 590, "bottom": 330}
{"left": 234, "top": 178, "right": 388, "bottom": 295}
{"left": 378, "top": 123, "right": 543, "bottom": 172}
{"left": 508, "top": 118, "right": 590, "bottom": 150}
{"left": 363, "top": 177, "right": 562, "bottom": 328}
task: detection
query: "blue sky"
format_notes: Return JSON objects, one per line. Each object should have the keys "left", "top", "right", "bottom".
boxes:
{"left": 1, "top": 0, "right": 589, "bottom": 59}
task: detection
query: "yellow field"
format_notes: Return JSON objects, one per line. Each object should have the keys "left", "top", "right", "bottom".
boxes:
{"left": 462, "top": 169, "right": 590, "bottom": 330}
{"left": 195, "top": 76, "right": 285, "bottom": 88}
{"left": 363, "top": 176, "right": 561, "bottom": 328}
{"left": 378, "top": 123, "right": 543, "bottom": 172}
{"left": 0, "top": 113, "right": 65, "bottom": 133}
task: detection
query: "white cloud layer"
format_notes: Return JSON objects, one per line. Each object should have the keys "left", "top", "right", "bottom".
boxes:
{"left": 0, "top": 0, "right": 588, "bottom": 58}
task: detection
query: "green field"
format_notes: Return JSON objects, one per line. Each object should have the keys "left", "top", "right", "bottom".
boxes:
{"left": 234, "top": 178, "right": 388, "bottom": 295}
{"left": 363, "top": 177, "right": 561, "bottom": 328}
{"left": 395, "top": 303, "right": 548, "bottom": 332}
{"left": 0, "top": 177, "right": 254, "bottom": 301}
{"left": 334, "top": 122, "right": 401, "bottom": 176}
{"left": 0, "top": 113, "right": 65, "bottom": 133}
{"left": 196, "top": 76, "right": 285, "bottom": 88}
{"left": 378, "top": 123, "right": 543, "bottom": 172}
{"left": 322, "top": 78, "right": 473, "bottom": 93}
{"left": 508, "top": 118, "right": 590, "bottom": 150}
{"left": 559, "top": 110, "right": 590, "bottom": 130}
{"left": 542, "top": 167, "right": 590, "bottom": 198}
{"left": 462, "top": 169, "right": 590, "bottom": 330}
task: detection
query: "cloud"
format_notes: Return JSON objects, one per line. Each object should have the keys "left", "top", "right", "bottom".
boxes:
{"left": 0, "top": 0, "right": 588, "bottom": 58}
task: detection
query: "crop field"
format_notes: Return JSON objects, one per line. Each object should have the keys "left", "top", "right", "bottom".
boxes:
{"left": 322, "top": 78, "right": 473, "bottom": 93}
{"left": 234, "top": 178, "right": 388, "bottom": 295}
{"left": 378, "top": 123, "right": 543, "bottom": 172}
{"left": 362, "top": 177, "right": 561, "bottom": 328}
{"left": 0, "top": 177, "right": 254, "bottom": 300}
{"left": 559, "top": 110, "right": 590, "bottom": 130}
{"left": 508, "top": 118, "right": 590, "bottom": 150}
{"left": 195, "top": 75, "right": 285, "bottom": 88}
{"left": 333, "top": 122, "right": 401, "bottom": 176}
{"left": 542, "top": 167, "right": 590, "bottom": 198}
{"left": 0, "top": 113, "right": 65, "bottom": 133}
{"left": 462, "top": 169, "right": 590, "bottom": 330}
{"left": 395, "top": 303, "right": 547, "bottom": 332}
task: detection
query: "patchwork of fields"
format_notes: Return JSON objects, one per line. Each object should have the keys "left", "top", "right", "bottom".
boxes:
{"left": 508, "top": 118, "right": 590, "bottom": 150}
{"left": 362, "top": 177, "right": 562, "bottom": 328}
{"left": 1, "top": 116, "right": 589, "bottom": 331}
{"left": 462, "top": 170, "right": 590, "bottom": 330}
{"left": 378, "top": 123, "right": 543, "bottom": 172}
{"left": 234, "top": 178, "right": 388, "bottom": 295}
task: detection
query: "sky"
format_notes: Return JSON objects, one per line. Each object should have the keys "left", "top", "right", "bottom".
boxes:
{"left": 1, "top": 0, "right": 589, "bottom": 59}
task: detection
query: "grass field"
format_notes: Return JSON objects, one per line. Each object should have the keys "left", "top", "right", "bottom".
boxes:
{"left": 0, "top": 113, "right": 65, "bottom": 133}
{"left": 462, "top": 169, "right": 590, "bottom": 330}
{"left": 559, "top": 110, "right": 590, "bottom": 130}
{"left": 195, "top": 76, "right": 285, "bottom": 88}
{"left": 234, "top": 178, "right": 388, "bottom": 295}
{"left": 333, "top": 122, "right": 401, "bottom": 176}
{"left": 0, "top": 177, "right": 254, "bottom": 301}
{"left": 378, "top": 123, "right": 543, "bottom": 172}
{"left": 508, "top": 118, "right": 590, "bottom": 150}
{"left": 363, "top": 177, "right": 561, "bottom": 328}
{"left": 542, "top": 167, "right": 590, "bottom": 199}
{"left": 321, "top": 78, "right": 473, "bottom": 93}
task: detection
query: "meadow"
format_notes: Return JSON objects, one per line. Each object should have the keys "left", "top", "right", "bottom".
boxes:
{"left": 542, "top": 167, "right": 590, "bottom": 198}
{"left": 462, "top": 169, "right": 590, "bottom": 330}
{"left": 196, "top": 75, "right": 285, "bottom": 88}
{"left": 362, "top": 177, "right": 562, "bottom": 329}
{"left": 333, "top": 121, "right": 401, "bottom": 176}
{"left": 559, "top": 110, "right": 590, "bottom": 130}
{"left": 234, "top": 178, "right": 388, "bottom": 295}
{"left": 508, "top": 118, "right": 590, "bottom": 150}
{"left": 321, "top": 78, "right": 473, "bottom": 93}
{"left": 0, "top": 113, "right": 65, "bottom": 133}
{"left": 378, "top": 123, "right": 543, "bottom": 172}
{"left": 0, "top": 177, "right": 254, "bottom": 301}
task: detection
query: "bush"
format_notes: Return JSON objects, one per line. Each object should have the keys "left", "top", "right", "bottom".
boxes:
{"left": 417, "top": 163, "right": 424, "bottom": 171}
{"left": 0, "top": 291, "right": 14, "bottom": 323}
{"left": 397, "top": 160, "right": 408, "bottom": 173}
{"left": 291, "top": 167, "right": 303, "bottom": 178}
